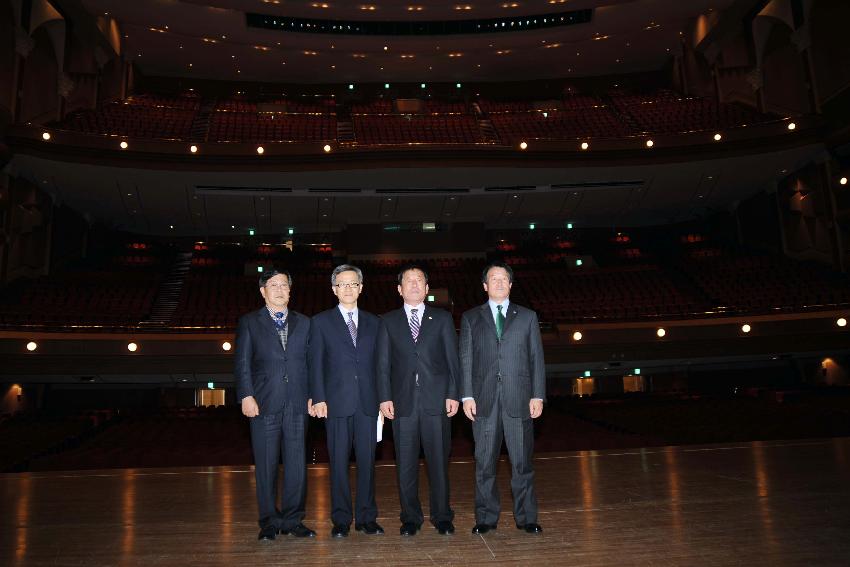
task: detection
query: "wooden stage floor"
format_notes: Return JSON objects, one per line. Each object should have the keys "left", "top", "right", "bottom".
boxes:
{"left": 2, "top": 438, "right": 850, "bottom": 566}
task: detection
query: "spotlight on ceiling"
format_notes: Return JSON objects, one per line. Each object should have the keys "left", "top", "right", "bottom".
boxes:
{"left": 42, "top": 132, "right": 51, "bottom": 141}
{"left": 580, "top": 142, "right": 589, "bottom": 150}
{"left": 120, "top": 141, "right": 128, "bottom": 149}
{"left": 741, "top": 324, "right": 751, "bottom": 333}
{"left": 519, "top": 141, "right": 528, "bottom": 150}
{"left": 256, "top": 146, "right": 265, "bottom": 154}
{"left": 713, "top": 133, "right": 722, "bottom": 141}
{"left": 221, "top": 341, "right": 232, "bottom": 351}
{"left": 646, "top": 139, "right": 654, "bottom": 148}
{"left": 572, "top": 331, "right": 583, "bottom": 341}
{"left": 127, "top": 342, "right": 139, "bottom": 352}
{"left": 656, "top": 328, "right": 666, "bottom": 338}
{"left": 190, "top": 145, "right": 198, "bottom": 153}
{"left": 26, "top": 341, "right": 38, "bottom": 352}
{"left": 787, "top": 122, "right": 796, "bottom": 130}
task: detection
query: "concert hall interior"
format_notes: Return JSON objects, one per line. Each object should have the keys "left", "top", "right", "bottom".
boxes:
{"left": 1, "top": 0, "right": 850, "bottom": 565}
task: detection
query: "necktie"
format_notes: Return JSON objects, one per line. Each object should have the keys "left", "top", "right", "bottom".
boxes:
{"left": 346, "top": 311, "right": 357, "bottom": 347}
{"left": 273, "top": 312, "right": 288, "bottom": 350}
{"left": 409, "top": 308, "right": 420, "bottom": 342}
{"left": 496, "top": 304, "right": 506, "bottom": 340}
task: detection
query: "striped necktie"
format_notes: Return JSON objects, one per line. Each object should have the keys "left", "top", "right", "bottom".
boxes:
{"left": 409, "top": 308, "right": 420, "bottom": 342}
{"left": 346, "top": 311, "right": 357, "bottom": 347}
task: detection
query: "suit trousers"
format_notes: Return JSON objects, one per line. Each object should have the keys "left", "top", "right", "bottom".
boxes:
{"left": 391, "top": 386, "right": 454, "bottom": 526}
{"left": 326, "top": 408, "right": 378, "bottom": 526}
{"left": 471, "top": 383, "right": 538, "bottom": 526}
{"left": 249, "top": 403, "right": 307, "bottom": 529}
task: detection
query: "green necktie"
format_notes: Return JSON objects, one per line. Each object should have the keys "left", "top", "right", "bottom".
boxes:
{"left": 496, "top": 304, "right": 506, "bottom": 340}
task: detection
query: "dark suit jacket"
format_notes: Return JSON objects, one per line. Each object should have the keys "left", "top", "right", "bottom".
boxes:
{"left": 376, "top": 305, "right": 460, "bottom": 417}
{"left": 234, "top": 307, "right": 311, "bottom": 415}
{"left": 309, "top": 307, "right": 379, "bottom": 418}
{"left": 459, "top": 302, "right": 546, "bottom": 418}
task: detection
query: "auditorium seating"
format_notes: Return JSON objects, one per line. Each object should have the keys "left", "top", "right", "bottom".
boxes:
{"left": 352, "top": 115, "right": 483, "bottom": 145}
{"left": 52, "top": 88, "right": 779, "bottom": 144}
{"left": 609, "top": 88, "right": 776, "bottom": 134}
{"left": 0, "top": 410, "right": 109, "bottom": 472}
{"left": 208, "top": 112, "right": 336, "bottom": 142}
{"left": 58, "top": 94, "right": 200, "bottom": 140}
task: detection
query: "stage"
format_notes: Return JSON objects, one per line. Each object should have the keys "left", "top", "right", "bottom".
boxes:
{"left": 2, "top": 438, "right": 849, "bottom": 566}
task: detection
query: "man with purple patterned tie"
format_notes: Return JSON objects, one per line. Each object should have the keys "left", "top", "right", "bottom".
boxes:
{"left": 377, "top": 265, "right": 460, "bottom": 537}
{"left": 235, "top": 269, "right": 316, "bottom": 541}
{"left": 309, "top": 264, "right": 384, "bottom": 538}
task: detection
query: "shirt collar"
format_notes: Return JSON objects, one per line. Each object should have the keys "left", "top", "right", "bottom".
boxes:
{"left": 338, "top": 304, "right": 358, "bottom": 320}
{"left": 488, "top": 298, "right": 510, "bottom": 313}
{"left": 266, "top": 305, "right": 288, "bottom": 319}
{"left": 403, "top": 303, "right": 426, "bottom": 319}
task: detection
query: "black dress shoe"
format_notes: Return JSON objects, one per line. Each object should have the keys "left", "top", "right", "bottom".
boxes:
{"left": 258, "top": 525, "right": 279, "bottom": 540}
{"left": 355, "top": 521, "right": 384, "bottom": 535}
{"left": 517, "top": 522, "right": 543, "bottom": 534}
{"left": 399, "top": 522, "right": 420, "bottom": 536}
{"left": 471, "top": 523, "right": 497, "bottom": 534}
{"left": 281, "top": 523, "right": 316, "bottom": 538}
{"left": 435, "top": 520, "right": 455, "bottom": 535}
{"left": 331, "top": 524, "right": 350, "bottom": 538}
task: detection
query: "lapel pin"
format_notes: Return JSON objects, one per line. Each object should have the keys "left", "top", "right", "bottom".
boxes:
{"left": 428, "top": 316, "right": 432, "bottom": 320}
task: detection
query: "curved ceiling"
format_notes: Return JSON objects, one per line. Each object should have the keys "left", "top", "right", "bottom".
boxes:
{"left": 79, "top": 0, "right": 731, "bottom": 83}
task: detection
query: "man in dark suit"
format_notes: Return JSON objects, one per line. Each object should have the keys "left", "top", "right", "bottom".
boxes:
{"left": 460, "top": 261, "right": 546, "bottom": 535}
{"left": 235, "top": 268, "right": 316, "bottom": 541}
{"left": 377, "top": 265, "right": 460, "bottom": 536}
{"left": 309, "top": 264, "right": 384, "bottom": 538}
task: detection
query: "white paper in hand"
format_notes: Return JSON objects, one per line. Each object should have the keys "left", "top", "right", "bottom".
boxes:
{"left": 377, "top": 413, "right": 384, "bottom": 442}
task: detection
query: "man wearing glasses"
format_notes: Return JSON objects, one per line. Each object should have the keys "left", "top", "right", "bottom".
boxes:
{"left": 235, "top": 269, "right": 316, "bottom": 541}
{"left": 309, "top": 264, "right": 384, "bottom": 538}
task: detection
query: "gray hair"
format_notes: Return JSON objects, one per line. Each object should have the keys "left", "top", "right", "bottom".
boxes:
{"left": 331, "top": 264, "right": 363, "bottom": 286}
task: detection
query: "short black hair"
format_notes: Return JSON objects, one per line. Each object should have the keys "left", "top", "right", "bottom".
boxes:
{"left": 397, "top": 264, "right": 429, "bottom": 285}
{"left": 481, "top": 261, "right": 514, "bottom": 284}
{"left": 259, "top": 268, "right": 292, "bottom": 288}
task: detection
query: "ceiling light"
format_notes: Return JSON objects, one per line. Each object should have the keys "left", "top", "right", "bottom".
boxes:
{"left": 572, "top": 331, "right": 582, "bottom": 341}
{"left": 838, "top": 318, "right": 847, "bottom": 327}
{"left": 580, "top": 142, "right": 589, "bottom": 150}
{"left": 256, "top": 146, "right": 265, "bottom": 154}
{"left": 656, "top": 328, "right": 666, "bottom": 338}
{"left": 741, "top": 324, "right": 751, "bottom": 333}
{"left": 189, "top": 145, "right": 198, "bottom": 153}
{"left": 519, "top": 141, "right": 528, "bottom": 150}
{"left": 42, "top": 132, "right": 51, "bottom": 140}
{"left": 840, "top": 177, "right": 847, "bottom": 185}
{"left": 713, "top": 133, "right": 722, "bottom": 141}
{"left": 120, "top": 141, "right": 128, "bottom": 149}
{"left": 26, "top": 341, "right": 37, "bottom": 352}
{"left": 323, "top": 144, "right": 332, "bottom": 153}
{"left": 127, "top": 342, "right": 138, "bottom": 352}
{"left": 348, "top": 84, "right": 354, "bottom": 90}
{"left": 646, "top": 139, "right": 654, "bottom": 148}
{"left": 787, "top": 122, "right": 796, "bottom": 130}
{"left": 222, "top": 341, "right": 232, "bottom": 351}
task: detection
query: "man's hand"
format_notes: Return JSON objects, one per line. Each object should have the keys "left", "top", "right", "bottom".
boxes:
{"left": 463, "top": 399, "right": 477, "bottom": 421}
{"left": 446, "top": 399, "right": 459, "bottom": 417}
{"left": 380, "top": 401, "right": 395, "bottom": 420}
{"left": 307, "top": 398, "right": 315, "bottom": 417}
{"left": 529, "top": 399, "right": 543, "bottom": 419}
{"left": 313, "top": 401, "right": 328, "bottom": 418}
{"left": 241, "top": 396, "right": 260, "bottom": 418}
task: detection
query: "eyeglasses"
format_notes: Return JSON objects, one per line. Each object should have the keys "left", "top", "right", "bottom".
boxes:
{"left": 335, "top": 282, "right": 361, "bottom": 290}
{"left": 266, "top": 282, "right": 290, "bottom": 290}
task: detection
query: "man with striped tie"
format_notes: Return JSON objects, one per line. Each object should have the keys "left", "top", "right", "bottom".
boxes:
{"left": 309, "top": 264, "right": 384, "bottom": 538}
{"left": 377, "top": 265, "right": 460, "bottom": 536}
